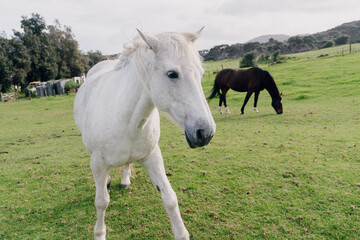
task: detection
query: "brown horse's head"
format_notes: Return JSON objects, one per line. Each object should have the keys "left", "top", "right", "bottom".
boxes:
{"left": 272, "top": 93, "right": 283, "bottom": 114}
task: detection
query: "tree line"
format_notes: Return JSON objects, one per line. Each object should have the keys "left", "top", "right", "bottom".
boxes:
{"left": 0, "top": 13, "right": 109, "bottom": 92}
{"left": 201, "top": 20, "right": 360, "bottom": 61}
{"left": 201, "top": 35, "right": 351, "bottom": 61}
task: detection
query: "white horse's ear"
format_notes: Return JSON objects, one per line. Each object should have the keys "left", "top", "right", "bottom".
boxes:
{"left": 196, "top": 26, "right": 205, "bottom": 36}
{"left": 184, "top": 26, "right": 204, "bottom": 42}
{"left": 136, "top": 29, "right": 158, "bottom": 51}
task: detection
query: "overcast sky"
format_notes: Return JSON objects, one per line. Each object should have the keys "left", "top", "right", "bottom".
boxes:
{"left": 1, "top": 0, "right": 359, "bottom": 55}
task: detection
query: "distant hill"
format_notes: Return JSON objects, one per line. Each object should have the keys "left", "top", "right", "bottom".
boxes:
{"left": 247, "top": 34, "right": 290, "bottom": 43}
{"left": 202, "top": 20, "right": 360, "bottom": 61}
{"left": 313, "top": 20, "right": 360, "bottom": 43}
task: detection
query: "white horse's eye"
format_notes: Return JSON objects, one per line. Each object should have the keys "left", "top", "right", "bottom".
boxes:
{"left": 166, "top": 70, "right": 179, "bottom": 79}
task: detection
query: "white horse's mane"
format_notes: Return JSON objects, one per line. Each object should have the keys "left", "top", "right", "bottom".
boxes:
{"left": 116, "top": 32, "right": 203, "bottom": 72}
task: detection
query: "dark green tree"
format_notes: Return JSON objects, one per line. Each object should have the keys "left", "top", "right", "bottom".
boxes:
{"left": 86, "top": 50, "right": 107, "bottom": 69}
{"left": 7, "top": 37, "right": 31, "bottom": 91}
{"left": 240, "top": 52, "right": 256, "bottom": 68}
{"left": 287, "top": 36, "right": 303, "bottom": 52}
{"left": 321, "top": 41, "right": 334, "bottom": 49}
{"left": 243, "top": 42, "right": 263, "bottom": 54}
{"left": 272, "top": 50, "right": 280, "bottom": 62}
{"left": 20, "top": 13, "right": 46, "bottom": 36}
{"left": 0, "top": 34, "right": 13, "bottom": 92}
{"left": 334, "top": 35, "right": 349, "bottom": 45}
{"left": 266, "top": 38, "right": 285, "bottom": 54}
{"left": 14, "top": 13, "right": 57, "bottom": 83}
{"left": 203, "top": 45, "right": 229, "bottom": 61}
{"left": 303, "top": 35, "right": 316, "bottom": 49}
{"left": 48, "top": 20, "right": 84, "bottom": 79}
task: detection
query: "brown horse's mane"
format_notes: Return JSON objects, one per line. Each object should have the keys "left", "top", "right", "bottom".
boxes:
{"left": 260, "top": 68, "right": 281, "bottom": 100}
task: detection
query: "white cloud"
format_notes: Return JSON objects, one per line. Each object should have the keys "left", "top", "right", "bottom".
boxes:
{"left": 1, "top": 0, "right": 359, "bottom": 54}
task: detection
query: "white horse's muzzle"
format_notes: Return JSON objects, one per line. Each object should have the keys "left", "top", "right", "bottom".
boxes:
{"left": 184, "top": 121, "right": 214, "bottom": 148}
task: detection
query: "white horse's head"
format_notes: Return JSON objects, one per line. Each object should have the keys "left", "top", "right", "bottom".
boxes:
{"left": 135, "top": 29, "right": 215, "bottom": 148}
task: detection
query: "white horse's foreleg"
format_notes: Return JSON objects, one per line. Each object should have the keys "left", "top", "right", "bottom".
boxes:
{"left": 91, "top": 153, "right": 110, "bottom": 240}
{"left": 120, "top": 164, "right": 131, "bottom": 189}
{"left": 141, "top": 146, "right": 189, "bottom": 240}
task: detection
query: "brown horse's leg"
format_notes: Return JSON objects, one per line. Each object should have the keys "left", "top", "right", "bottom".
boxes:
{"left": 219, "top": 88, "right": 230, "bottom": 114}
{"left": 253, "top": 91, "right": 260, "bottom": 113}
{"left": 218, "top": 95, "right": 223, "bottom": 114}
{"left": 222, "top": 89, "right": 230, "bottom": 114}
{"left": 241, "top": 91, "right": 253, "bottom": 114}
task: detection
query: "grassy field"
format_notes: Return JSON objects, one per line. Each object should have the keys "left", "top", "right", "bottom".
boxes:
{"left": 1, "top": 47, "right": 359, "bottom": 239}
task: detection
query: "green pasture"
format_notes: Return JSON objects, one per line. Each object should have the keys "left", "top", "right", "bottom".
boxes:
{"left": 1, "top": 48, "right": 359, "bottom": 239}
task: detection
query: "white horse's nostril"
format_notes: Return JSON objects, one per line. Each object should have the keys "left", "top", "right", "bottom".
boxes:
{"left": 196, "top": 128, "right": 213, "bottom": 147}
{"left": 196, "top": 129, "right": 205, "bottom": 141}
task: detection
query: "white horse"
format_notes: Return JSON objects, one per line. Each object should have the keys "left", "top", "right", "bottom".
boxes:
{"left": 74, "top": 29, "right": 216, "bottom": 240}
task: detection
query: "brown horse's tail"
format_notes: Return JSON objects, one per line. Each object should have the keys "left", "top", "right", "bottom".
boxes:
{"left": 207, "top": 79, "right": 220, "bottom": 102}
{"left": 207, "top": 69, "right": 231, "bottom": 102}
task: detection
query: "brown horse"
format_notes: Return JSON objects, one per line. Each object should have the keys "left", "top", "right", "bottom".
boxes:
{"left": 208, "top": 67, "right": 283, "bottom": 115}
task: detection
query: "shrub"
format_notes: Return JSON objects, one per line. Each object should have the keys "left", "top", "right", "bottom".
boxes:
{"left": 321, "top": 41, "right": 334, "bottom": 49}
{"left": 272, "top": 51, "right": 280, "bottom": 62}
{"left": 334, "top": 35, "right": 349, "bottom": 46}
{"left": 64, "top": 80, "right": 79, "bottom": 93}
{"left": 240, "top": 53, "right": 256, "bottom": 68}
{"left": 24, "top": 87, "right": 37, "bottom": 97}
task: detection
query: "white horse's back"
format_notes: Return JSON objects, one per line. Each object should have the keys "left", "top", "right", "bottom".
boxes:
{"left": 86, "top": 60, "right": 117, "bottom": 79}
{"left": 74, "top": 60, "right": 117, "bottom": 132}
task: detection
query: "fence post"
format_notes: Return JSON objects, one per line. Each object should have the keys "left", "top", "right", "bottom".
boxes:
{"left": 349, "top": 42, "right": 352, "bottom": 54}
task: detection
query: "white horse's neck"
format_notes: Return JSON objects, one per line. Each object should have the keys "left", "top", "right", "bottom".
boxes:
{"left": 120, "top": 54, "right": 157, "bottom": 133}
